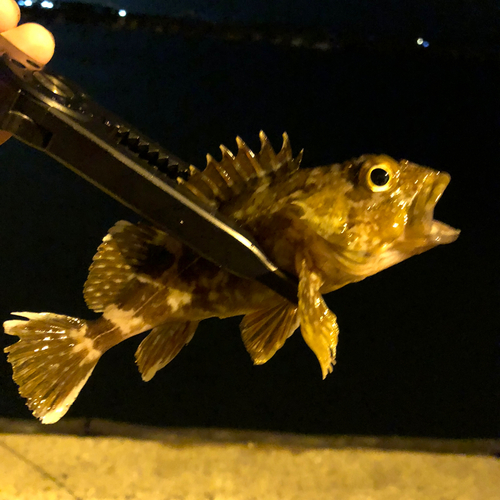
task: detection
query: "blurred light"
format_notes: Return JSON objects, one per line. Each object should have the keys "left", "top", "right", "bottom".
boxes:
{"left": 17, "top": 0, "right": 26, "bottom": 6}
{"left": 118, "top": 9, "right": 127, "bottom": 17}
{"left": 41, "top": 0, "right": 53, "bottom": 7}
{"left": 417, "top": 37, "right": 429, "bottom": 48}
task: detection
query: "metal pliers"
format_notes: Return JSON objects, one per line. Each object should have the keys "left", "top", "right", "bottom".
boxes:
{"left": 0, "top": 36, "right": 298, "bottom": 303}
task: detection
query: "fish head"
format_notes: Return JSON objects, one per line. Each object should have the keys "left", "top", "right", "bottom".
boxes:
{"left": 346, "top": 153, "right": 459, "bottom": 250}
{"left": 294, "top": 154, "right": 459, "bottom": 276}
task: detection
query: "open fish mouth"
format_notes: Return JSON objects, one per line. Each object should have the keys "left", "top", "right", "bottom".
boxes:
{"left": 406, "top": 171, "right": 460, "bottom": 246}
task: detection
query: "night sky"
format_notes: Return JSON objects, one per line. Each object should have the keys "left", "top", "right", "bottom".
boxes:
{"left": 52, "top": 0, "right": 500, "bottom": 34}
{"left": 0, "top": 1, "right": 498, "bottom": 438}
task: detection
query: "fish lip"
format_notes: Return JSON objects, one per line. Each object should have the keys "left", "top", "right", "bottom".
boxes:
{"left": 406, "top": 171, "right": 460, "bottom": 245}
{"left": 427, "top": 171, "right": 451, "bottom": 209}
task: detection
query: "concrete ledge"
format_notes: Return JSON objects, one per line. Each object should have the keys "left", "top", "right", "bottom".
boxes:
{"left": 0, "top": 419, "right": 499, "bottom": 500}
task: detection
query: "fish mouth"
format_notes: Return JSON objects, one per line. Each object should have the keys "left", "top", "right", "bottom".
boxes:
{"left": 405, "top": 171, "right": 460, "bottom": 247}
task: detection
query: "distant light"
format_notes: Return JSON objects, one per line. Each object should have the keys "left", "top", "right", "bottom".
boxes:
{"left": 40, "top": 0, "right": 54, "bottom": 8}
{"left": 417, "top": 37, "right": 429, "bottom": 48}
{"left": 118, "top": 9, "right": 127, "bottom": 17}
{"left": 17, "top": 0, "right": 25, "bottom": 6}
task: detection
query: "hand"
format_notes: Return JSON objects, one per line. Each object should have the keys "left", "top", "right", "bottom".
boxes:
{"left": 0, "top": 0, "right": 55, "bottom": 145}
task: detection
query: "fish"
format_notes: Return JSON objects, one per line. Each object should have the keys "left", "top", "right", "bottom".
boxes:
{"left": 3, "top": 132, "right": 459, "bottom": 424}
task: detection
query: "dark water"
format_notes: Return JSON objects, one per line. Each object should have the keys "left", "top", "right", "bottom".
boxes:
{"left": 0, "top": 23, "right": 498, "bottom": 438}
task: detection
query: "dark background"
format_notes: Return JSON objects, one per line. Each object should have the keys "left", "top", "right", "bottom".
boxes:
{"left": 0, "top": 2, "right": 498, "bottom": 438}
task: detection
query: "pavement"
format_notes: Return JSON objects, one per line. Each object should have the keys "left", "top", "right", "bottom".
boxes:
{"left": 0, "top": 419, "right": 499, "bottom": 500}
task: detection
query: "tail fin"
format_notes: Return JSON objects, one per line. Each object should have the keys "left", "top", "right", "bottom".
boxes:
{"left": 4, "top": 312, "right": 102, "bottom": 424}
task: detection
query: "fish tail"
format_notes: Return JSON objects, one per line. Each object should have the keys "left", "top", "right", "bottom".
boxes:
{"left": 4, "top": 312, "right": 104, "bottom": 424}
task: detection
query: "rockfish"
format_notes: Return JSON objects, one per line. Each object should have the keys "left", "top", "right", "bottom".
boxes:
{"left": 4, "top": 132, "right": 459, "bottom": 423}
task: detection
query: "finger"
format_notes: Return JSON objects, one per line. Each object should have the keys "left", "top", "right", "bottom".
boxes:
{"left": 1, "top": 23, "right": 55, "bottom": 66}
{"left": 0, "top": 0, "right": 20, "bottom": 32}
{"left": 0, "top": 130, "right": 12, "bottom": 146}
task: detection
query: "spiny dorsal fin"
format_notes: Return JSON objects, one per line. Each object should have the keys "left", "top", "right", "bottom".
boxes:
{"left": 182, "top": 132, "right": 303, "bottom": 208}
{"left": 84, "top": 221, "right": 180, "bottom": 313}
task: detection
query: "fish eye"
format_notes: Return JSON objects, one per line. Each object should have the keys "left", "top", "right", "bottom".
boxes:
{"left": 370, "top": 168, "right": 390, "bottom": 186}
{"left": 359, "top": 158, "right": 396, "bottom": 193}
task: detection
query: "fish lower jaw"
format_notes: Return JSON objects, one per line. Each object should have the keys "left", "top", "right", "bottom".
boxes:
{"left": 400, "top": 219, "right": 459, "bottom": 252}
{"left": 429, "top": 220, "right": 460, "bottom": 245}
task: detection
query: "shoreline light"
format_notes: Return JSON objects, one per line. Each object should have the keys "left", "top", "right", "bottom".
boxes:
{"left": 118, "top": 9, "right": 127, "bottom": 17}
{"left": 417, "top": 37, "right": 430, "bottom": 48}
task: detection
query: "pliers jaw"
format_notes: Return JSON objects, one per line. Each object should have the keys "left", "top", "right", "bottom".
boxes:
{"left": 0, "top": 37, "right": 299, "bottom": 303}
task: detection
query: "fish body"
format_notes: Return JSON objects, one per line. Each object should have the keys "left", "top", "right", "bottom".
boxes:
{"left": 3, "top": 132, "right": 459, "bottom": 423}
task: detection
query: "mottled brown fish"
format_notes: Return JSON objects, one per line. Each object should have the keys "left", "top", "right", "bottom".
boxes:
{"left": 4, "top": 132, "right": 459, "bottom": 423}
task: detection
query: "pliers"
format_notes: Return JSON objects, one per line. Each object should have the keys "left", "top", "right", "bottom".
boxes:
{"left": 0, "top": 35, "right": 298, "bottom": 303}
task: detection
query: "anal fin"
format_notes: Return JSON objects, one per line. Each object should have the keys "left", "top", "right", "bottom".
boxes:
{"left": 240, "top": 300, "right": 299, "bottom": 365}
{"left": 135, "top": 321, "right": 198, "bottom": 382}
{"left": 297, "top": 257, "right": 340, "bottom": 379}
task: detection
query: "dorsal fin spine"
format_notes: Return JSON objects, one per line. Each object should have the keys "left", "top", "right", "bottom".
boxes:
{"left": 202, "top": 164, "right": 230, "bottom": 201}
{"left": 257, "top": 130, "right": 279, "bottom": 171}
{"left": 182, "top": 179, "right": 215, "bottom": 206}
{"left": 295, "top": 149, "right": 304, "bottom": 169}
{"left": 212, "top": 155, "right": 245, "bottom": 195}
{"left": 278, "top": 132, "right": 293, "bottom": 164}
{"left": 220, "top": 144, "right": 253, "bottom": 181}
{"left": 236, "top": 137, "right": 267, "bottom": 177}
{"left": 210, "top": 157, "right": 235, "bottom": 188}
{"left": 220, "top": 144, "right": 235, "bottom": 160}
{"left": 205, "top": 154, "right": 235, "bottom": 195}
{"left": 199, "top": 165, "right": 223, "bottom": 195}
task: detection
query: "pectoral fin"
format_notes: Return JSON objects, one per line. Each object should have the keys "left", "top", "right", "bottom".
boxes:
{"left": 240, "top": 300, "right": 299, "bottom": 365}
{"left": 135, "top": 321, "right": 198, "bottom": 381}
{"left": 297, "top": 257, "right": 339, "bottom": 379}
